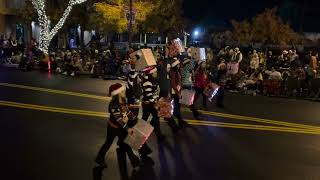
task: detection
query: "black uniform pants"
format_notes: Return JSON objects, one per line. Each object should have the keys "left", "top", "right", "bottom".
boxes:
{"left": 96, "top": 124, "right": 135, "bottom": 163}
{"left": 193, "top": 87, "right": 207, "bottom": 108}
{"left": 216, "top": 87, "right": 224, "bottom": 107}
{"left": 182, "top": 85, "right": 200, "bottom": 119}
{"left": 172, "top": 94, "right": 183, "bottom": 121}
{"left": 142, "top": 103, "right": 162, "bottom": 137}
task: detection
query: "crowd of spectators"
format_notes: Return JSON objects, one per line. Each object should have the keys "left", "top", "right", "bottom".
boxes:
{"left": 212, "top": 46, "right": 320, "bottom": 98}
{"left": 1, "top": 35, "right": 320, "bottom": 99}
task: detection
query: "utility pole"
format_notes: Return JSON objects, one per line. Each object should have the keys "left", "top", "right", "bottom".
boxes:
{"left": 128, "top": 0, "right": 133, "bottom": 47}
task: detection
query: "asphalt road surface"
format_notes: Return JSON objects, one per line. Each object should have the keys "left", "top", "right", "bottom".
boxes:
{"left": 1, "top": 66, "right": 320, "bottom": 180}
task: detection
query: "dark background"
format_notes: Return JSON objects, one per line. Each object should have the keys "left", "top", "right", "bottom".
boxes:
{"left": 183, "top": 0, "right": 320, "bottom": 32}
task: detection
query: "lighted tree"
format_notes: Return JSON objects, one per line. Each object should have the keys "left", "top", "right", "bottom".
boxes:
{"left": 31, "top": 0, "right": 88, "bottom": 54}
{"left": 144, "top": 0, "right": 185, "bottom": 37}
{"left": 90, "top": 0, "right": 155, "bottom": 34}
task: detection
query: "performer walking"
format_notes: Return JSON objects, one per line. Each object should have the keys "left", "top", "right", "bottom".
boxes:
{"left": 140, "top": 67, "right": 165, "bottom": 141}
{"left": 170, "top": 58, "right": 188, "bottom": 127}
{"left": 181, "top": 57, "right": 201, "bottom": 119}
{"left": 95, "top": 83, "right": 140, "bottom": 168}
{"left": 157, "top": 57, "right": 180, "bottom": 132}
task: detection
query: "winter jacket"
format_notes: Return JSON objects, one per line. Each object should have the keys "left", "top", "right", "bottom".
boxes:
{"left": 108, "top": 99, "right": 137, "bottom": 129}
{"left": 126, "top": 67, "right": 141, "bottom": 103}
{"left": 194, "top": 69, "right": 207, "bottom": 89}
{"left": 141, "top": 74, "right": 159, "bottom": 104}
{"left": 181, "top": 62, "right": 194, "bottom": 87}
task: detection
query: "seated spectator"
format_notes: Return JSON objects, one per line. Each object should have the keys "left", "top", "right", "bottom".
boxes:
{"left": 70, "top": 54, "right": 83, "bottom": 76}
{"left": 296, "top": 67, "right": 306, "bottom": 80}
{"left": 265, "top": 67, "right": 282, "bottom": 80}
{"left": 62, "top": 52, "right": 72, "bottom": 75}
{"left": 82, "top": 55, "right": 92, "bottom": 72}
{"left": 243, "top": 70, "right": 263, "bottom": 92}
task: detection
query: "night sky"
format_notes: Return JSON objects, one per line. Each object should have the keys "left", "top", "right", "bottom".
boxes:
{"left": 183, "top": 0, "right": 320, "bottom": 32}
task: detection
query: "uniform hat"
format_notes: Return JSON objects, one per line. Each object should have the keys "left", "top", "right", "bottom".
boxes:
{"left": 143, "top": 66, "right": 157, "bottom": 74}
{"left": 109, "top": 83, "right": 125, "bottom": 96}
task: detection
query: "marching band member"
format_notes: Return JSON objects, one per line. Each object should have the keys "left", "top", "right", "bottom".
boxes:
{"left": 95, "top": 83, "right": 140, "bottom": 168}
{"left": 170, "top": 58, "right": 188, "bottom": 127}
{"left": 140, "top": 67, "right": 165, "bottom": 141}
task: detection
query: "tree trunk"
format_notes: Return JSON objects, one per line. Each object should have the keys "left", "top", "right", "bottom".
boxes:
{"left": 80, "top": 25, "right": 85, "bottom": 47}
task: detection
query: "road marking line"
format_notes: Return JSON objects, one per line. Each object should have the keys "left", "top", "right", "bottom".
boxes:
{"left": 187, "top": 122, "right": 320, "bottom": 135}
{"left": 186, "top": 120, "right": 320, "bottom": 134}
{"left": 1, "top": 100, "right": 320, "bottom": 135}
{"left": 0, "top": 100, "right": 108, "bottom": 118}
{"left": 0, "top": 83, "right": 110, "bottom": 101}
{"left": 194, "top": 109, "right": 320, "bottom": 132}
{"left": 1, "top": 82, "right": 320, "bottom": 131}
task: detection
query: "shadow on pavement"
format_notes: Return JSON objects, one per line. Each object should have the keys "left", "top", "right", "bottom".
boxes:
{"left": 93, "top": 148, "right": 157, "bottom": 180}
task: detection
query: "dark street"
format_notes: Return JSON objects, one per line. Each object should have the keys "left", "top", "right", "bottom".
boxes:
{"left": 1, "top": 67, "right": 320, "bottom": 180}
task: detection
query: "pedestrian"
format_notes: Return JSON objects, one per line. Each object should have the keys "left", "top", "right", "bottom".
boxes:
{"left": 126, "top": 58, "right": 142, "bottom": 121}
{"left": 157, "top": 57, "right": 180, "bottom": 132}
{"left": 95, "top": 83, "right": 140, "bottom": 168}
{"left": 181, "top": 57, "right": 201, "bottom": 119}
{"left": 126, "top": 59, "right": 141, "bottom": 105}
{"left": 210, "top": 58, "right": 227, "bottom": 108}
{"left": 140, "top": 67, "right": 165, "bottom": 141}
{"left": 193, "top": 61, "right": 208, "bottom": 110}
{"left": 170, "top": 58, "right": 188, "bottom": 127}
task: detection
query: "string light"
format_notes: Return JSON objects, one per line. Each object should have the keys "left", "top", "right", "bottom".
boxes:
{"left": 31, "top": 0, "right": 87, "bottom": 54}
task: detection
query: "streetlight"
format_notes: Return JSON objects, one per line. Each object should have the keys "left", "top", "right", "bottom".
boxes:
{"left": 193, "top": 30, "right": 199, "bottom": 37}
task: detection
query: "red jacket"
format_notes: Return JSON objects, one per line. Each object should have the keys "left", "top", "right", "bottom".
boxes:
{"left": 195, "top": 70, "right": 207, "bottom": 88}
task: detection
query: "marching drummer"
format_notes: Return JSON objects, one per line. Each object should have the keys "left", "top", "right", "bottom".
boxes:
{"left": 95, "top": 83, "right": 140, "bottom": 168}
{"left": 140, "top": 66, "right": 165, "bottom": 141}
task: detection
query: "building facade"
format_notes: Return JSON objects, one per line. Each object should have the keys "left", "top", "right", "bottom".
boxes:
{"left": 0, "top": 0, "right": 29, "bottom": 41}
